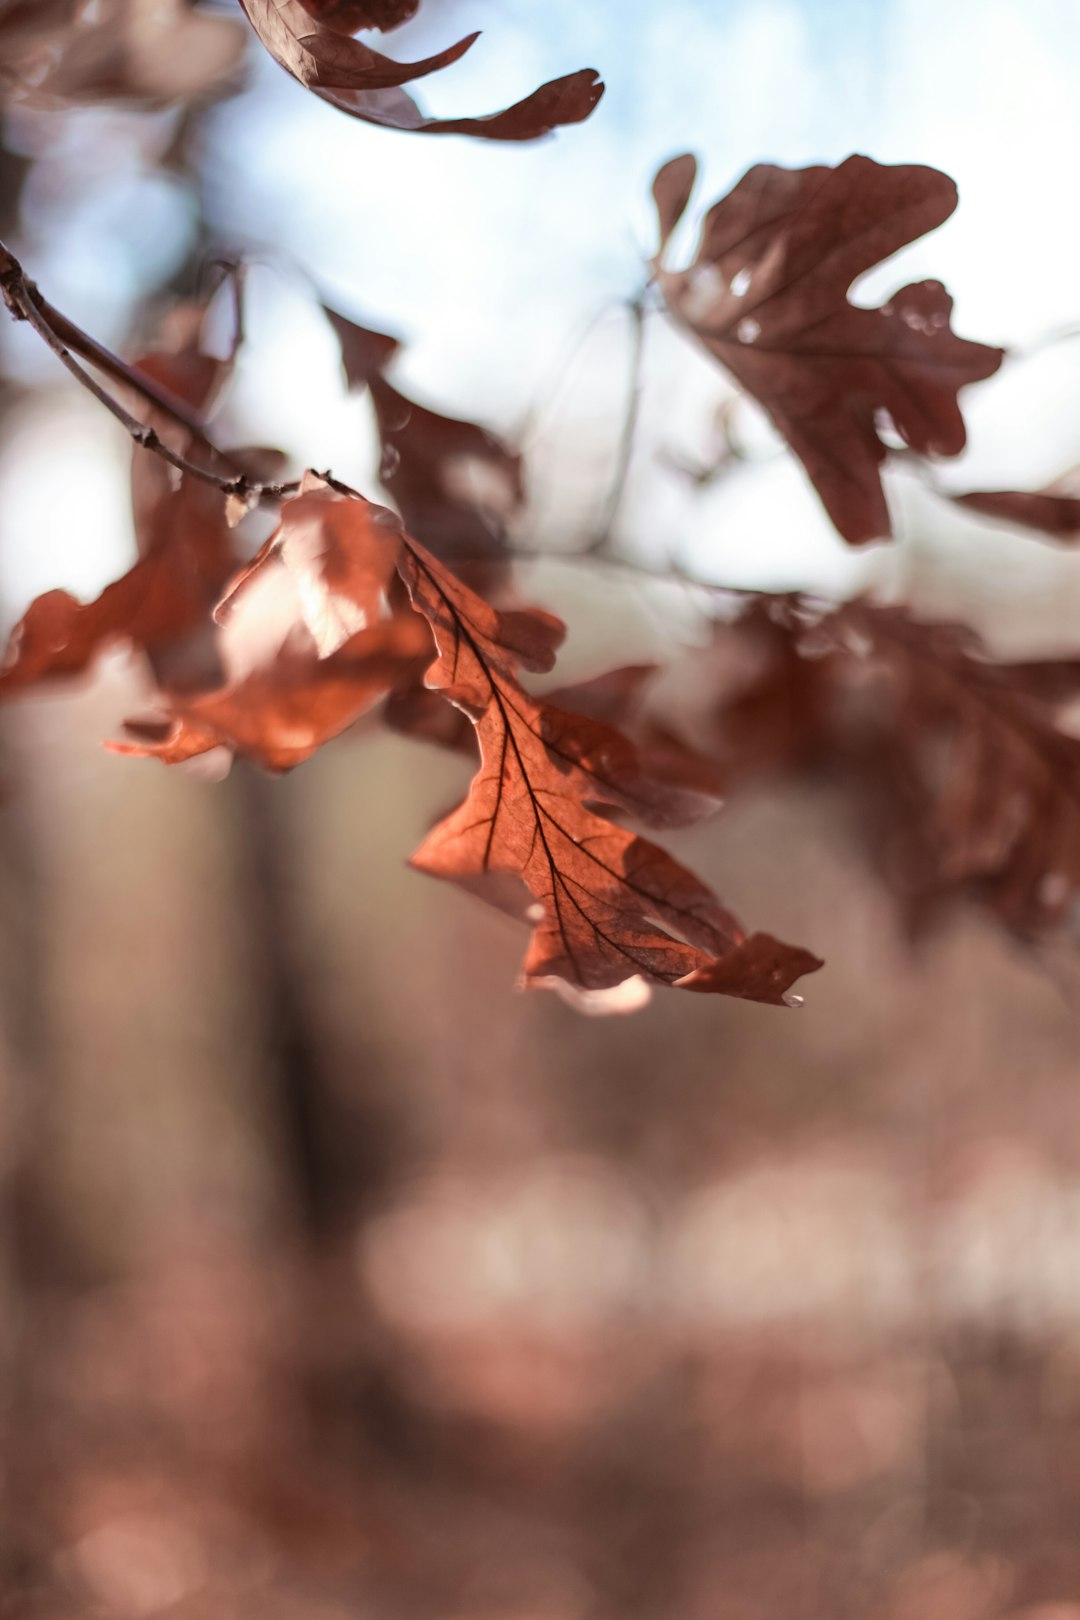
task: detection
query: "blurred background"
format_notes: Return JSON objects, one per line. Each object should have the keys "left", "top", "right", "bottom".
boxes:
{"left": 4, "top": 2, "right": 1080, "bottom": 1616}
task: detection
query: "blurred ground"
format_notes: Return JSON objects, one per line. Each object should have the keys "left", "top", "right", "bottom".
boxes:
{"left": 5, "top": 663, "right": 1080, "bottom": 1617}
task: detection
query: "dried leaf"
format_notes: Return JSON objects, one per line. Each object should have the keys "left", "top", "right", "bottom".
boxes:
{"left": 705, "top": 595, "right": 1080, "bottom": 944}
{"left": 344, "top": 68, "right": 604, "bottom": 140}
{"left": 841, "top": 604, "right": 1080, "bottom": 937}
{"left": 325, "top": 306, "right": 523, "bottom": 584}
{"left": 400, "top": 663, "right": 728, "bottom": 828}
{"left": 297, "top": 0, "right": 419, "bottom": 33}
{"left": 951, "top": 488, "right": 1080, "bottom": 541}
{"left": 1, "top": 0, "right": 246, "bottom": 107}
{"left": 216, "top": 474, "right": 403, "bottom": 655}
{"left": 0, "top": 294, "right": 242, "bottom": 694}
{"left": 115, "top": 472, "right": 433, "bottom": 768}
{"left": 395, "top": 517, "right": 819, "bottom": 1006}
{"left": 114, "top": 612, "right": 432, "bottom": 772}
{"left": 541, "top": 666, "right": 729, "bottom": 813}
{"left": 322, "top": 305, "right": 401, "bottom": 390}
{"left": 239, "top": 0, "right": 603, "bottom": 139}
{"left": 370, "top": 373, "right": 524, "bottom": 579}
{"left": 652, "top": 152, "right": 698, "bottom": 254}
{"left": 239, "top": 0, "right": 476, "bottom": 92}
{"left": 704, "top": 595, "right": 847, "bottom": 783}
{"left": 653, "top": 154, "right": 1004, "bottom": 544}
{"left": 139, "top": 474, "right": 817, "bottom": 1007}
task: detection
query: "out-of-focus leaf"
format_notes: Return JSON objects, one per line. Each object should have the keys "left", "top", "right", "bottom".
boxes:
{"left": 238, "top": 0, "right": 603, "bottom": 139}
{"left": 703, "top": 595, "right": 849, "bottom": 783}
{"left": 239, "top": 0, "right": 477, "bottom": 92}
{"left": 325, "top": 305, "right": 523, "bottom": 585}
{"left": 0, "top": 0, "right": 246, "bottom": 106}
{"left": 116, "top": 473, "right": 432, "bottom": 768}
{"left": 114, "top": 612, "right": 432, "bottom": 771}
{"left": 844, "top": 604, "right": 1080, "bottom": 938}
{"left": 296, "top": 0, "right": 419, "bottom": 33}
{"left": 322, "top": 305, "right": 401, "bottom": 390}
{"left": 368, "top": 373, "right": 524, "bottom": 581}
{"left": 951, "top": 488, "right": 1080, "bottom": 541}
{"left": 652, "top": 152, "right": 698, "bottom": 254}
{"left": 705, "top": 594, "right": 1080, "bottom": 944}
{"left": 652, "top": 154, "right": 1004, "bottom": 544}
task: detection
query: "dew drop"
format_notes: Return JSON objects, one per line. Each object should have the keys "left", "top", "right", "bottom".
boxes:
{"left": 730, "top": 266, "right": 752, "bottom": 297}
{"left": 380, "top": 444, "right": 401, "bottom": 479}
{"left": 737, "top": 316, "right": 761, "bottom": 344}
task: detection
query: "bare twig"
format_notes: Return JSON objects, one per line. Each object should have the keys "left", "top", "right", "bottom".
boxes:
{"left": 501, "top": 535, "right": 821, "bottom": 614}
{"left": 0, "top": 239, "right": 839, "bottom": 621}
{"left": 591, "top": 290, "right": 648, "bottom": 551}
{"left": 0, "top": 239, "right": 299, "bottom": 507}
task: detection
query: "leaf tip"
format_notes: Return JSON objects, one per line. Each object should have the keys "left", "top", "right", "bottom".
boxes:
{"left": 651, "top": 152, "right": 698, "bottom": 253}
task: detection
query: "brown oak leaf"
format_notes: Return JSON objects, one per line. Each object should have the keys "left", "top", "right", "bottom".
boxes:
{"left": 115, "top": 475, "right": 432, "bottom": 768}
{"left": 239, "top": 0, "right": 603, "bottom": 139}
{"left": 395, "top": 519, "right": 820, "bottom": 1008}
{"left": 703, "top": 595, "right": 1080, "bottom": 944}
{"left": 838, "top": 604, "right": 1080, "bottom": 937}
{"left": 297, "top": 0, "right": 419, "bottom": 34}
{"left": 322, "top": 304, "right": 401, "bottom": 391}
{"left": 325, "top": 304, "right": 522, "bottom": 585}
{"left": 702, "top": 595, "right": 850, "bottom": 784}
{"left": 652, "top": 153, "right": 1004, "bottom": 544}
{"left": 369, "top": 373, "right": 524, "bottom": 581}
{"left": 951, "top": 488, "right": 1080, "bottom": 541}
{"left": 386, "top": 660, "right": 728, "bottom": 820}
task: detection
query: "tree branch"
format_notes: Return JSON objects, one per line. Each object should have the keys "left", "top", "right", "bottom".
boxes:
{"left": 0, "top": 239, "right": 299, "bottom": 507}
{"left": 592, "top": 290, "right": 647, "bottom": 551}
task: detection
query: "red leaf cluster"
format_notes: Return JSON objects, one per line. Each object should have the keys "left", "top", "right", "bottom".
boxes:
{"left": 112, "top": 476, "right": 820, "bottom": 1011}
{"left": 0, "top": 0, "right": 246, "bottom": 106}
{"left": 7, "top": 97, "right": 1076, "bottom": 1016}
{"left": 704, "top": 596, "right": 1080, "bottom": 943}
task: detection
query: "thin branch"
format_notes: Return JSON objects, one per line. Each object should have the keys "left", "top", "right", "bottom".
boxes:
{"left": 1010, "top": 322, "right": 1080, "bottom": 362}
{"left": 1, "top": 244, "right": 206, "bottom": 437}
{"left": 591, "top": 290, "right": 648, "bottom": 551}
{"left": 0, "top": 239, "right": 298, "bottom": 507}
{"left": 516, "top": 295, "right": 627, "bottom": 452}
{"left": 502, "top": 535, "right": 817, "bottom": 612}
